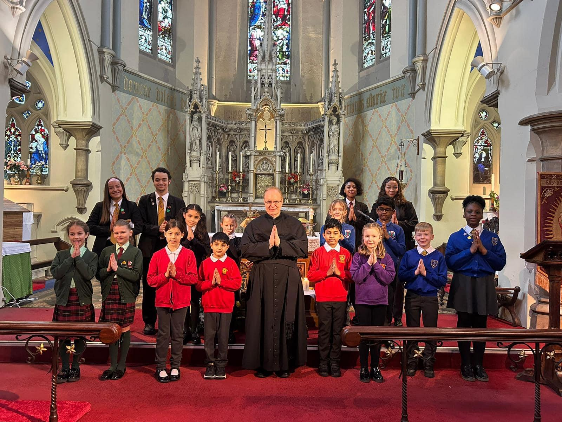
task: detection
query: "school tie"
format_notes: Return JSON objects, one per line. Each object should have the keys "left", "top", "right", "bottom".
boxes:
{"left": 109, "top": 202, "right": 120, "bottom": 244}
{"left": 421, "top": 250, "right": 428, "bottom": 256}
{"left": 157, "top": 196, "right": 165, "bottom": 226}
{"left": 117, "top": 247, "right": 124, "bottom": 259}
{"left": 471, "top": 229, "right": 478, "bottom": 238}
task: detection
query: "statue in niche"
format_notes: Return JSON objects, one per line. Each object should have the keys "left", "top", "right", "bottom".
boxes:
{"left": 318, "top": 139, "right": 324, "bottom": 169}
{"left": 191, "top": 113, "right": 202, "bottom": 154}
{"left": 328, "top": 116, "right": 339, "bottom": 155}
{"left": 206, "top": 133, "right": 214, "bottom": 164}
{"left": 228, "top": 142, "right": 238, "bottom": 172}
{"left": 241, "top": 142, "right": 250, "bottom": 172}
{"left": 281, "top": 141, "right": 291, "bottom": 173}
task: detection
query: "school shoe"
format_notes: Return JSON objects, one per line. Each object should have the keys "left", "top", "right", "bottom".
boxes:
{"left": 254, "top": 368, "right": 272, "bottom": 378}
{"left": 370, "top": 367, "right": 384, "bottom": 383}
{"left": 56, "top": 368, "right": 70, "bottom": 384}
{"left": 67, "top": 367, "right": 80, "bottom": 382}
{"left": 100, "top": 369, "right": 114, "bottom": 381}
{"left": 359, "top": 367, "right": 370, "bottom": 383}
{"left": 169, "top": 368, "right": 180, "bottom": 382}
{"left": 473, "top": 365, "right": 489, "bottom": 382}
{"left": 461, "top": 365, "right": 476, "bottom": 382}
{"left": 204, "top": 364, "right": 216, "bottom": 379}
{"left": 143, "top": 323, "right": 156, "bottom": 335}
{"left": 330, "top": 363, "right": 342, "bottom": 378}
{"left": 423, "top": 364, "right": 435, "bottom": 379}
{"left": 192, "top": 333, "right": 202, "bottom": 345}
{"left": 318, "top": 362, "right": 329, "bottom": 377}
{"left": 393, "top": 320, "right": 403, "bottom": 327}
{"left": 110, "top": 369, "right": 126, "bottom": 380}
{"left": 275, "top": 370, "right": 290, "bottom": 378}
{"left": 156, "top": 369, "right": 170, "bottom": 383}
{"left": 406, "top": 362, "right": 417, "bottom": 377}
{"left": 215, "top": 366, "right": 227, "bottom": 379}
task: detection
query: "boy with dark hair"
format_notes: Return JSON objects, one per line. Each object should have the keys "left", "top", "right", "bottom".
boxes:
{"left": 374, "top": 196, "right": 406, "bottom": 326}
{"left": 197, "top": 232, "right": 242, "bottom": 379}
{"left": 307, "top": 218, "right": 353, "bottom": 377}
{"left": 398, "top": 222, "right": 447, "bottom": 378}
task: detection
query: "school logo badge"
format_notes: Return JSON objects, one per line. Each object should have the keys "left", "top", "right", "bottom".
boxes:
{"left": 121, "top": 261, "right": 126, "bottom": 266}
{"left": 380, "top": 263, "right": 386, "bottom": 269}
{"left": 388, "top": 231, "right": 396, "bottom": 239}
{"left": 339, "top": 255, "right": 345, "bottom": 263}
{"left": 222, "top": 268, "right": 228, "bottom": 275}
{"left": 344, "top": 230, "right": 351, "bottom": 239}
{"left": 492, "top": 237, "right": 498, "bottom": 246}
{"left": 431, "top": 260, "right": 438, "bottom": 269}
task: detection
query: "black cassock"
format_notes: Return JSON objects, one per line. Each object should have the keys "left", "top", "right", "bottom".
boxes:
{"left": 241, "top": 212, "right": 308, "bottom": 372}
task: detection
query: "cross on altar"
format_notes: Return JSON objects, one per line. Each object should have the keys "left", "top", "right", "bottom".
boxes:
{"left": 260, "top": 123, "right": 272, "bottom": 150}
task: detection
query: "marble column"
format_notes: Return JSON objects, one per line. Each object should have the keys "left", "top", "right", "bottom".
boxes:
{"left": 54, "top": 121, "right": 102, "bottom": 214}
{"left": 423, "top": 129, "right": 465, "bottom": 221}
{"left": 110, "top": 0, "right": 125, "bottom": 91}
{"left": 248, "top": 115, "right": 256, "bottom": 203}
{"left": 322, "top": 0, "right": 331, "bottom": 94}
{"left": 98, "top": 0, "right": 115, "bottom": 85}
{"left": 413, "top": 0, "right": 428, "bottom": 91}
{"left": 208, "top": 0, "right": 216, "bottom": 97}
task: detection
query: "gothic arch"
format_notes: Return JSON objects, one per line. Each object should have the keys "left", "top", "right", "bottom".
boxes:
{"left": 536, "top": 0, "right": 562, "bottom": 105}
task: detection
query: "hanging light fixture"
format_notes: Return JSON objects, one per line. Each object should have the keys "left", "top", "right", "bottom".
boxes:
{"left": 485, "top": 0, "right": 527, "bottom": 28}
{"left": 489, "top": 0, "right": 502, "bottom": 12}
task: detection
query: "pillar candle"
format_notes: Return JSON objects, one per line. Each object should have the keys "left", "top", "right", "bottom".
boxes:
{"left": 309, "top": 207, "right": 314, "bottom": 221}
{"left": 310, "top": 153, "right": 313, "bottom": 171}
{"left": 216, "top": 151, "right": 220, "bottom": 170}
{"left": 240, "top": 151, "right": 243, "bottom": 172}
{"left": 297, "top": 153, "right": 301, "bottom": 173}
{"left": 285, "top": 155, "right": 289, "bottom": 173}
{"left": 228, "top": 152, "right": 232, "bottom": 172}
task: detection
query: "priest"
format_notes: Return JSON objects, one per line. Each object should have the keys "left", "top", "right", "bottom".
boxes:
{"left": 241, "top": 186, "right": 308, "bottom": 378}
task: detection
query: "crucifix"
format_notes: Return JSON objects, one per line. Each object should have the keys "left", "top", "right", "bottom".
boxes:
{"left": 260, "top": 123, "right": 273, "bottom": 150}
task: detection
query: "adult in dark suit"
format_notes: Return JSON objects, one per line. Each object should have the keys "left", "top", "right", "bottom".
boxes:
{"left": 137, "top": 167, "right": 186, "bottom": 335}
{"left": 86, "top": 177, "right": 143, "bottom": 256}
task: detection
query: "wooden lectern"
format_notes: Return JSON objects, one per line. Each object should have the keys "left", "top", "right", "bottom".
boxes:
{"left": 520, "top": 240, "right": 562, "bottom": 395}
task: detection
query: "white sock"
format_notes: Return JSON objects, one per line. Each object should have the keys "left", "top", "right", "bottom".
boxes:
{"left": 170, "top": 368, "right": 179, "bottom": 376}
{"left": 159, "top": 370, "right": 168, "bottom": 378}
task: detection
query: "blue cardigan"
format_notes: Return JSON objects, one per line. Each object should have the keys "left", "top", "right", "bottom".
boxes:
{"left": 445, "top": 229, "right": 506, "bottom": 277}
{"left": 376, "top": 220, "right": 406, "bottom": 269}
{"left": 398, "top": 249, "right": 447, "bottom": 296}
{"left": 320, "top": 222, "right": 355, "bottom": 253}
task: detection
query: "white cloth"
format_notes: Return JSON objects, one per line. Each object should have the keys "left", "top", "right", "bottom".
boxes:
{"left": 22, "top": 212, "right": 33, "bottom": 241}
{"left": 323, "top": 243, "right": 341, "bottom": 253}
{"left": 2, "top": 242, "right": 31, "bottom": 256}
{"left": 210, "top": 254, "right": 228, "bottom": 262}
{"left": 416, "top": 246, "right": 436, "bottom": 255}
{"left": 165, "top": 245, "right": 182, "bottom": 263}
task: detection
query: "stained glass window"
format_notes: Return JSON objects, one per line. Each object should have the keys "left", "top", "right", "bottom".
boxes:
{"left": 13, "top": 95, "right": 25, "bottom": 105}
{"left": 491, "top": 121, "right": 501, "bottom": 130}
{"left": 5, "top": 118, "right": 22, "bottom": 173}
{"left": 248, "top": 0, "right": 291, "bottom": 81}
{"left": 22, "top": 111, "right": 31, "bottom": 119}
{"left": 157, "top": 0, "right": 173, "bottom": 62}
{"left": 29, "top": 119, "right": 49, "bottom": 175}
{"left": 473, "top": 128, "right": 492, "bottom": 184}
{"left": 478, "top": 109, "right": 489, "bottom": 120}
{"left": 380, "top": 0, "right": 391, "bottom": 59}
{"left": 25, "top": 80, "right": 31, "bottom": 90}
{"left": 139, "top": 0, "right": 153, "bottom": 54}
{"left": 363, "top": 0, "right": 377, "bottom": 67}
{"left": 35, "top": 99, "right": 45, "bottom": 110}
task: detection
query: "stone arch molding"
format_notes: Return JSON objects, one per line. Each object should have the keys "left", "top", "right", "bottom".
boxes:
{"left": 536, "top": 0, "right": 562, "bottom": 109}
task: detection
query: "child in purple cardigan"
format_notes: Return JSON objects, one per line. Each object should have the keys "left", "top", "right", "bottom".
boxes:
{"left": 350, "top": 223, "right": 396, "bottom": 383}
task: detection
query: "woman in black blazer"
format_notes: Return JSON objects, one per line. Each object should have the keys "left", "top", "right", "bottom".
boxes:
{"left": 340, "top": 178, "right": 371, "bottom": 249}
{"left": 86, "top": 177, "right": 143, "bottom": 256}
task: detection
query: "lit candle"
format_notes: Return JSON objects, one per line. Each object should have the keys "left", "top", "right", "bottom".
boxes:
{"left": 240, "top": 151, "right": 243, "bottom": 172}
{"left": 216, "top": 151, "right": 220, "bottom": 170}
{"left": 228, "top": 152, "right": 232, "bottom": 172}
{"left": 297, "top": 153, "right": 301, "bottom": 173}
{"left": 285, "top": 155, "right": 289, "bottom": 173}
{"left": 310, "top": 153, "right": 313, "bottom": 172}
{"left": 309, "top": 207, "right": 314, "bottom": 221}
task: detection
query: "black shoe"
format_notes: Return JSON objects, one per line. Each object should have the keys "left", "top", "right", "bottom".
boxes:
{"left": 156, "top": 369, "right": 170, "bottom": 383}
{"left": 359, "top": 367, "right": 370, "bottom": 383}
{"left": 169, "top": 368, "right": 180, "bottom": 382}
{"left": 183, "top": 331, "right": 192, "bottom": 345}
{"left": 56, "top": 368, "right": 70, "bottom": 384}
{"left": 330, "top": 364, "right": 341, "bottom": 378}
{"left": 192, "top": 333, "right": 202, "bottom": 345}
{"left": 318, "top": 363, "right": 329, "bottom": 377}
{"left": 393, "top": 320, "right": 403, "bottom": 327}
{"left": 67, "top": 367, "right": 80, "bottom": 382}
{"left": 100, "top": 369, "right": 114, "bottom": 381}
{"left": 215, "top": 366, "right": 227, "bottom": 379}
{"left": 275, "top": 370, "right": 290, "bottom": 378}
{"left": 461, "top": 365, "right": 476, "bottom": 382}
{"left": 110, "top": 369, "right": 126, "bottom": 380}
{"left": 254, "top": 368, "right": 272, "bottom": 378}
{"left": 228, "top": 333, "right": 236, "bottom": 344}
{"left": 473, "top": 365, "right": 489, "bottom": 382}
{"left": 204, "top": 364, "right": 216, "bottom": 379}
{"left": 143, "top": 323, "right": 156, "bottom": 335}
{"left": 406, "top": 363, "right": 417, "bottom": 377}
{"left": 424, "top": 366, "right": 435, "bottom": 378}
{"left": 370, "top": 367, "right": 384, "bottom": 383}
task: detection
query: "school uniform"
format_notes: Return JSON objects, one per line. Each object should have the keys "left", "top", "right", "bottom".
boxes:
{"left": 398, "top": 246, "right": 447, "bottom": 367}
{"left": 319, "top": 222, "right": 355, "bottom": 254}
{"left": 97, "top": 242, "right": 143, "bottom": 328}
{"left": 307, "top": 243, "right": 352, "bottom": 367}
{"left": 226, "top": 234, "right": 242, "bottom": 266}
{"left": 197, "top": 255, "right": 242, "bottom": 368}
{"left": 445, "top": 225, "right": 506, "bottom": 368}
{"left": 371, "top": 200, "right": 419, "bottom": 251}
{"left": 147, "top": 246, "right": 198, "bottom": 370}
{"left": 376, "top": 219, "right": 406, "bottom": 324}
{"left": 137, "top": 192, "right": 186, "bottom": 327}
{"left": 51, "top": 247, "right": 98, "bottom": 322}
{"left": 345, "top": 198, "right": 370, "bottom": 249}
{"left": 350, "top": 252, "right": 395, "bottom": 369}
{"left": 86, "top": 199, "right": 143, "bottom": 256}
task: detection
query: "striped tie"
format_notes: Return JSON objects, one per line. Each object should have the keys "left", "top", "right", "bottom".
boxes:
{"left": 158, "top": 197, "right": 165, "bottom": 226}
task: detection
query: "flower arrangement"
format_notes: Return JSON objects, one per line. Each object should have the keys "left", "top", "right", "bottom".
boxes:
{"left": 219, "top": 184, "right": 228, "bottom": 193}
{"left": 232, "top": 171, "right": 246, "bottom": 183}
{"left": 4, "top": 159, "right": 28, "bottom": 175}
{"left": 287, "top": 173, "right": 299, "bottom": 184}
{"left": 489, "top": 191, "right": 499, "bottom": 210}
{"left": 301, "top": 183, "right": 311, "bottom": 195}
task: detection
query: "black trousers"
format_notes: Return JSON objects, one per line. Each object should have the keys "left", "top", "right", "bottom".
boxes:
{"left": 405, "top": 292, "right": 439, "bottom": 365}
{"left": 204, "top": 312, "right": 232, "bottom": 367}
{"left": 184, "top": 285, "right": 202, "bottom": 334}
{"left": 142, "top": 257, "right": 157, "bottom": 325}
{"left": 386, "top": 274, "right": 404, "bottom": 324}
{"left": 457, "top": 311, "right": 488, "bottom": 366}
{"left": 355, "top": 304, "right": 387, "bottom": 368}
{"left": 155, "top": 307, "right": 188, "bottom": 370}
{"left": 317, "top": 301, "right": 347, "bottom": 365}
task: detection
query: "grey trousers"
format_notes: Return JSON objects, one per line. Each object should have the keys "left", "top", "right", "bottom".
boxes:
{"left": 204, "top": 312, "right": 232, "bottom": 367}
{"left": 156, "top": 307, "right": 188, "bottom": 370}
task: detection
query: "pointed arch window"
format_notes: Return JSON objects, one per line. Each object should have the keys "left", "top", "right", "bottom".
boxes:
{"left": 362, "top": 0, "right": 392, "bottom": 68}
{"left": 248, "top": 0, "right": 292, "bottom": 81}
{"left": 473, "top": 128, "right": 492, "bottom": 184}
{"left": 139, "top": 0, "right": 175, "bottom": 64}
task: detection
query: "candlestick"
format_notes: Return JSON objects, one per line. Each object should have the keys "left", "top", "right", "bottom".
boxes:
{"left": 228, "top": 152, "right": 232, "bottom": 172}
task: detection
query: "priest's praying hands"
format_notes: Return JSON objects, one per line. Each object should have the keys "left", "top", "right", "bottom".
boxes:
{"left": 269, "top": 225, "right": 280, "bottom": 249}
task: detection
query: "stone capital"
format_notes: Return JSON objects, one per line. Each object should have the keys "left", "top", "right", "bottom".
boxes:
{"left": 53, "top": 121, "right": 102, "bottom": 145}
{"left": 422, "top": 129, "right": 466, "bottom": 151}
{"left": 520, "top": 111, "right": 562, "bottom": 170}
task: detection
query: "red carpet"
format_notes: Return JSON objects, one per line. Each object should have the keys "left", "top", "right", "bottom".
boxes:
{"left": 0, "top": 399, "right": 90, "bottom": 422}
{"left": 0, "top": 363, "right": 559, "bottom": 422}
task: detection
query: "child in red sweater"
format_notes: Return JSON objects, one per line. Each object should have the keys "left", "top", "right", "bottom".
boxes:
{"left": 197, "top": 232, "right": 242, "bottom": 379}
{"left": 307, "top": 218, "right": 352, "bottom": 377}
{"left": 147, "top": 219, "right": 198, "bottom": 383}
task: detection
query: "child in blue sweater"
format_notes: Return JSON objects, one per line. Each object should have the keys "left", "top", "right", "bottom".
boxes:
{"left": 398, "top": 222, "right": 447, "bottom": 378}
{"left": 320, "top": 199, "right": 356, "bottom": 254}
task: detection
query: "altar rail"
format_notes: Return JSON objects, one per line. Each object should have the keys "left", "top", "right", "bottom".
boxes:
{"left": 341, "top": 327, "right": 562, "bottom": 422}
{"left": 0, "top": 322, "right": 121, "bottom": 422}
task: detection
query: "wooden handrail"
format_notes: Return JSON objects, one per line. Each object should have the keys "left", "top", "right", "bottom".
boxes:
{"left": 0, "top": 322, "right": 121, "bottom": 422}
{"left": 25, "top": 237, "right": 71, "bottom": 250}
{"left": 341, "top": 326, "right": 562, "bottom": 422}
